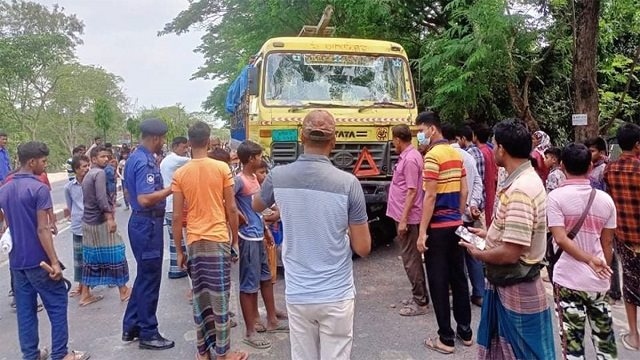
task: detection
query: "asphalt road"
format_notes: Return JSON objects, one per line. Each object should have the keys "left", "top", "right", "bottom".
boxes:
{"left": 0, "top": 207, "right": 637, "bottom": 359}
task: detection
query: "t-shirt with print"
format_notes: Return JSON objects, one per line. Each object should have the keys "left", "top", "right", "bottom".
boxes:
{"left": 548, "top": 179, "right": 616, "bottom": 292}
{"left": 422, "top": 140, "right": 466, "bottom": 228}
{"left": 234, "top": 172, "right": 264, "bottom": 241}
{"left": 0, "top": 173, "right": 53, "bottom": 270}
{"left": 486, "top": 162, "right": 547, "bottom": 264}
{"left": 172, "top": 158, "right": 234, "bottom": 245}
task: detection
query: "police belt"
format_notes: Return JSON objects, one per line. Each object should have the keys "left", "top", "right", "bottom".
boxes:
{"left": 132, "top": 209, "right": 166, "bottom": 218}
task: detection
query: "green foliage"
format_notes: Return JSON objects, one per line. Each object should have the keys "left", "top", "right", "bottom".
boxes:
{"left": 93, "top": 97, "right": 117, "bottom": 140}
{"left": 136, "top": 105, "right": 196, "bottom": 142}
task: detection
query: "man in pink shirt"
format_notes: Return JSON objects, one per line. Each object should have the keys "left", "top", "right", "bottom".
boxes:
{"left": 547, "top": 143, "right": 617, "bottom": 358}
{"left": 387, "top": 124, "right": 429, "bottom": 316}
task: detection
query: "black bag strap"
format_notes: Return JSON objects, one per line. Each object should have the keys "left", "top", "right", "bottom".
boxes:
{"left": 551, "top": 188, "right": 597, "bottom": 263}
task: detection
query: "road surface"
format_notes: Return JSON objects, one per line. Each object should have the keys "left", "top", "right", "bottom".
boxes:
{"left": 0, "top": 206, "right": 637, "bottom": 359}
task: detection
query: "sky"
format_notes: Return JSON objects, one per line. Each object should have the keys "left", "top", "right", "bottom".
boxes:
{"left": 36, "top": 0, "right": 214, "bottom": 113}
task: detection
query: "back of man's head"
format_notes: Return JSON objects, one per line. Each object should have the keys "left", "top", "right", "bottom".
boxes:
{"left": 302, "top": 110, "right": 336, "bottom": 150}
{"left": 392, "top": 124, "right": 412, "bottom": 143}
{"left": 457, "top": 125, "right": 473, "bottom": 142}
{"left": 616, "top": 123, "right": 640, "bottom": 152}
{"left": 561, "top": 143, "right": 592, "bottom": 176}
{"left": 415, "top": 111, "right": 441, "bottom": 130}
{"left": 493, "top": 119, "right": 531, "bottom": 159}
{"left": 188, "top": 121, "right": 211, "bottom": 148}
{"left": 18, "top": 141, "right": 49, "bottom": 165}
{"left": 470, "top": 122, "right": 492, "bottom": 144}
{"left": 441, "top": 123, "right": 457, "bottom": 142}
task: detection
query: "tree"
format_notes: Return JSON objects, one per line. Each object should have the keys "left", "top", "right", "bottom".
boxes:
{"left": 93, "top": 97, "right": 116, "bottom": 141}
{"left": 126, "top": 117, "right": 141, "bottom": 142}
{"left": 137, "top": 105, "right": 195, "bottom": 141}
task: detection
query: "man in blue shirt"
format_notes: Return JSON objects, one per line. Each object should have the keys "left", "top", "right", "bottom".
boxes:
{"left": 0, "top": 141, "right": 89, "bottom": 360}
{"left": 0, "top": 131, "right": 10, "bottom": 183}
{"left": 122, "top": 118, "right": 174, "bottom": 350}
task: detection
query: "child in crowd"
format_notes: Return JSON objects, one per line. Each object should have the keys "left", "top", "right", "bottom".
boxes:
{"left": 235, "top": 141, "right": 288, "bottom": 350}
{"left": 544, "top": 146, "right": 565, "bottom": 193}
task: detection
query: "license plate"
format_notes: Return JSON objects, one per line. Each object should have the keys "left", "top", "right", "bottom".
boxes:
{"left": 272, "top": 129, "right": 298, "bottom": 142}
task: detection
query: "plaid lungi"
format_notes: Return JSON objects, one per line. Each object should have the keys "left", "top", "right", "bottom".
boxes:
{"left": 82, "top": 222, "right": 129, "bottom": 287}
{"left": 72, "top": 234, "right": 83, "bottom": 283}
{"left": 188, "top": 240, "right": 231, "bottom": 357}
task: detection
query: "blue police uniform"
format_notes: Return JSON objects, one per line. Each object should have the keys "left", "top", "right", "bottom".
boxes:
{"left": 122, "top": 124, "right": 167, "bottom": 342}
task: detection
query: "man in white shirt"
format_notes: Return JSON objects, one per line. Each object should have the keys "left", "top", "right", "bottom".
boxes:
{"left": 160, "top": 137, "right": 190, "bottom": 279}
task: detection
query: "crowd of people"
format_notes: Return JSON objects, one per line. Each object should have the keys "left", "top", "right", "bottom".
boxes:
{"left": 1, "top": 111, "right": 640, "bottom": 360}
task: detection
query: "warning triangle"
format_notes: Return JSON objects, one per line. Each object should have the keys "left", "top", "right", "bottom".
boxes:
{"left": 353, "top": 147, "right": 380, "bottom": 177}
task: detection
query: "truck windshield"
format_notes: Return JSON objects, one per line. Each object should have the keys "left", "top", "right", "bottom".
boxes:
{"left": 264, "top": 52, "right": 412, "bottom": 106}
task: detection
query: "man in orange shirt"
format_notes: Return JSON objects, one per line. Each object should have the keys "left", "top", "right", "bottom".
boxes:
{"left": 172, "top": 121, "right": 248, "bottom": 360}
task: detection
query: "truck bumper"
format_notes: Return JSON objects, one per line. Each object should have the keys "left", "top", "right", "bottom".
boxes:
{"left": 361, "top": 180, "right": 395, "bottom": 248}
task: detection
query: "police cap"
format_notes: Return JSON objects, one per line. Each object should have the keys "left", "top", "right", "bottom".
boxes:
{"left": 139, "top": 118, "right": 168, "bottom": 137}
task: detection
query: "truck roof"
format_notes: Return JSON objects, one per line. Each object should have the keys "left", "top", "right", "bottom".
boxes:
{"left": 257, "top": 37, "right": 408, "bottom": 58}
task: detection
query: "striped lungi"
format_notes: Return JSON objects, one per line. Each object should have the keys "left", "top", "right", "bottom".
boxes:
{"left": 188, "top": 240, "right": 231, "bottom": 357}
{"left": 82, "top": 222, "right": 129, "bottom": 287}
{"left": 165, "top": 213, "right": 187, "bottom": 279}
{"left": 72, "top": 234, "right": 83, "bottom": 283}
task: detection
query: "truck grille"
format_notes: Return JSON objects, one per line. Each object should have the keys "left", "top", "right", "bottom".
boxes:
{"left": 270, "top": 142, "right": 299, "bottom": 165}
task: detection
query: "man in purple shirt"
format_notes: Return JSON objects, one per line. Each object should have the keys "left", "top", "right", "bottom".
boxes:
{"left": 387, "top": 124, "right": 430, "bottom": 316}
{"left": 0, "top": 141, "right": 89, "bottom": 360}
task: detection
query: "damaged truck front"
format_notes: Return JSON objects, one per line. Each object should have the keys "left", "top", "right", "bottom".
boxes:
{"left": 226, "top": 37, "right": 418, "bottom": 245}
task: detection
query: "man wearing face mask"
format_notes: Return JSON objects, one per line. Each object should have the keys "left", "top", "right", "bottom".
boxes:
{"left": 415, "top": 112, "right": 472, "bottom": 355}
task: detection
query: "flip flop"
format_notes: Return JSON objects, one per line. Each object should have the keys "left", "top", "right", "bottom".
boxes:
{"left": 456, "top": 333, "right": 474, "bottom": 347}
{"left": 255, "top": 322, "right": 267, "bottom": 333}
{"left": 243, "top": 335, "right": 271, "bottom": 349}
{"left": 424, "top": 337, "right": 454, "bottom": 355}
{"left": 79, "top": 295, "right": 104, "bottom": 307}
{"left": 621, "top": 334, "right": 640, "bottom": 351}
{"left": 64, "top": 350, "right": 90, "bottom": 360}
{"left": 399, "top": 303, "right": 428, "bottom": 316}
{"left": 266, "top": 322, "right": 290, "bottom": 333}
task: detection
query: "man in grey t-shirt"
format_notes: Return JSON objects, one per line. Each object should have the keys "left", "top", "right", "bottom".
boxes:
{"left": 253, "top": 110, "right": 371, "bottom": 360}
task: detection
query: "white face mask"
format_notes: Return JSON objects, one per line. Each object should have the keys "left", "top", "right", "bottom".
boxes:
{"left": 417, "top": 131, "right": 430, "bottom": 146}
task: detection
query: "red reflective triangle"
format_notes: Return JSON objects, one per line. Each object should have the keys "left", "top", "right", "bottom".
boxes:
{"left": 353, "top": 147, "right": 380, "bottom": 177}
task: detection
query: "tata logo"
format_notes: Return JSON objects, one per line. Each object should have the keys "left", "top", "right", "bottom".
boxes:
{"left": 336, "top": 130, "right": 356, "bottom": 138}
{"left": 333, "top": 151, "right": 355, "bottom": 167}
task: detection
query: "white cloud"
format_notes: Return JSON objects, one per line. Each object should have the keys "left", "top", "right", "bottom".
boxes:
{"left": 35, "top": 0, "right": 215, "bottom": 112}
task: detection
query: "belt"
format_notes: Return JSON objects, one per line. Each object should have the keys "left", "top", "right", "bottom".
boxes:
{"left": 132, "top": 209, "right": 166, "bottom": 218}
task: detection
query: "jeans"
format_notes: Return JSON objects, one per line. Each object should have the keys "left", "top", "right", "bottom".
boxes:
{"left": 463, "top": 221, "right": 485, "bottom": 298}
{"left": 425, "top": 226, "right": 472, "bottom": 347}
{"left": 12, "top": 267, "right": 69, "bottom": 360}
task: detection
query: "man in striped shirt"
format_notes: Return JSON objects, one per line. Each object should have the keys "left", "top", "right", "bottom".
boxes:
{"left": 416, "top": 112, "right": 471, "bottom": 355}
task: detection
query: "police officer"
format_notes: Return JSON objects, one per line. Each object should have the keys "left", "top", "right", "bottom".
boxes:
{"left": 122, "top": 119, "right": 174, "bottom": 350}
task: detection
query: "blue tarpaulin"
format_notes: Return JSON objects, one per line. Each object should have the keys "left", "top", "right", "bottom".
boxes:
{"left": 225, "top": 66, "right": 250, "bottom": 114}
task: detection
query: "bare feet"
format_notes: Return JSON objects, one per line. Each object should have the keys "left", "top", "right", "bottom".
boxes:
{"left": 218, "top": 351, "right": 249, "bottom": 360}
{"left": 119, "top": 286, "right": 132, "bottom": 302}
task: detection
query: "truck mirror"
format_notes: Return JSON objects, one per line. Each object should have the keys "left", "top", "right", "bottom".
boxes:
{"left": 248, "top": 67, "right": 259, "bottom": 96}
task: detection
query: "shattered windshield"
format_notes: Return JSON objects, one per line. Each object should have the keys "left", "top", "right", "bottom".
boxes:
{"left": 264, "top": 52, "right": 412, "bottom": 106}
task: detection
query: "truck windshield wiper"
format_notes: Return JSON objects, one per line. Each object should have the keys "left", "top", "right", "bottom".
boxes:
{"left": 289, "top": 102, "right": 354, "bottom": 112}
{"left": 358, "top": 101, "right": 412, "bottom": 113}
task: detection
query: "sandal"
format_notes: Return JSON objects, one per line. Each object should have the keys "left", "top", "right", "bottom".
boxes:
{"left": 399, "top": 302, "right": 428, "bottom": 316}
{"left": 424, "top": 337, "right": 454, "bottom": 355}
{"left": 243, "top": 335, "right": 272, "bottom": 349}
{"left": 63, "top": 350, "right": 90, "bottom": 360}
{"left": 79, "top": 295, "right": 104, "bottom": 307}
{"left": 456, "top": 333, "right": 474, "bottom": 347}
{"left": 622, "top": 333, "right": 640, "bottom": 351}
{"left": 266, "top": 322, "right": 290, "bottom": 333}
{"left": 255, "top": 322, "right": 267, "bottom": 333}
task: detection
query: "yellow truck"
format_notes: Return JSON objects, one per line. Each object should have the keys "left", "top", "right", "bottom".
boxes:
{"left": 226, "top": 35, "right": 417, "bottom": 243}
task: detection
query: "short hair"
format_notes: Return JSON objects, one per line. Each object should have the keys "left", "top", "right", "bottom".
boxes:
{"left": 71, "top": 155, "right": 90, "bottom": 171}
{"left": 17, "top": 141, "right": 49, "bottom": 165}
{"left": 415, "top": 111, "right": 441, "bottom": 130}
{"left": 457, "top": 125, "right": 473, "bottom": 141}
{"left": 561, "top": 143, "right": 592, "bottom": 176}
{"left": 172, "top": 136, "right": 188, "bottom": 148}
{"left": 441, "top": 123, "right": 457, "bottom": 141}
{"left": 208, "top": 148, "right": 231, "bottom": 163}
{"left": 0, "top": 130, "right": 7, "bottom": 138}
{"left": 188, "top": 121, "right": 211, "bottom": 148}
{"left": 94, "top": 136, "right": 102, "bottom": 141}
{"left": 104, "top": 142, "right": 112, "bottom": 149}
{"left": 256, "top": 159, "right": 269, "bottom": 170}
{"left": 493, "top": 119, "right": 532, "bottom": 159}
{"left": 237, "top": 140, "right": 263, "bottom": 165}
{"left": 72, "top": 146, "right": 84, "bottom": 155}
{"left": 90, "top": 145, "right": 108, "bottom": 159}
{"left": 470, "top": 122, "right": 492, "bottom": 143}
{"left": 584, "top": 137, "right": 607, "bottom": 153}
{"left": 544, "top": 147, "right": 562, "bottom": 160}
{"left": 616, "top": 123, "right": 640, "bottom": 151}
{"left": 392, "top": 124, "right": 412, "bottom": 142}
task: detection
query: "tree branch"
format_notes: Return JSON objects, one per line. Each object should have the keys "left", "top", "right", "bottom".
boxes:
{"left": 600, "top": 45, "right": 640, "bottom": 133}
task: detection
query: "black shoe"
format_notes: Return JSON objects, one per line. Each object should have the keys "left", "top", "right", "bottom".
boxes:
{"left": 122, "top": 328, "right": 140, "bottom": 342}
{"left": 139, "top": 334, "right": 175, "bottom": 350}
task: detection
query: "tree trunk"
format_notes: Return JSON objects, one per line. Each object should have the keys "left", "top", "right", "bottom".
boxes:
{"left": 573, "top": 0, "right": 600, "bottom": 142}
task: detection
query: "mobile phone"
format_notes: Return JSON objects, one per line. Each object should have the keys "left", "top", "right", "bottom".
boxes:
{"left": 455, "top": 226, "right": 486, "bottom": 250}
{"left": 230, "top": 246, "right": 239, "bottom": 258}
